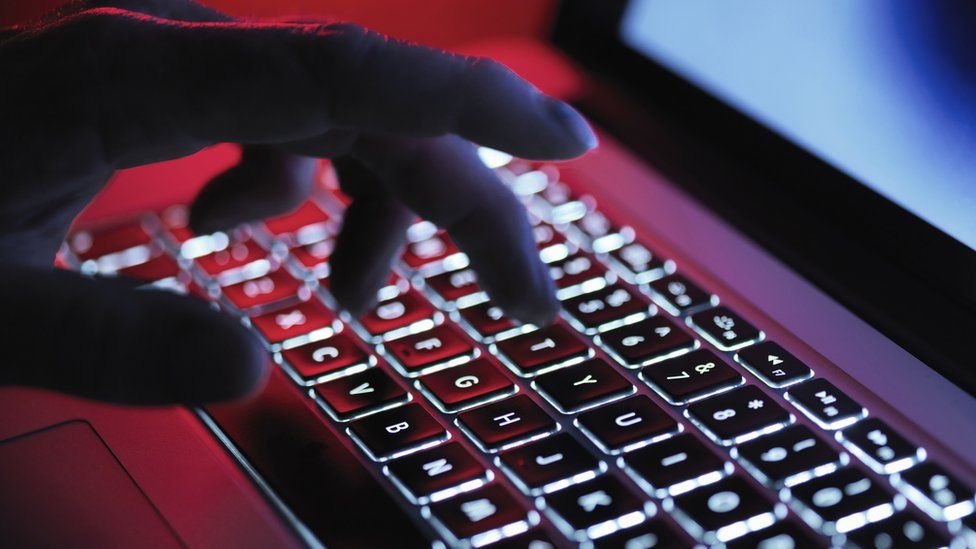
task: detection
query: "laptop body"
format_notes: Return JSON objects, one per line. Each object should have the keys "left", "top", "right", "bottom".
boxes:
{"left": 1, "top": 0, "right": 974, "bottom": 547}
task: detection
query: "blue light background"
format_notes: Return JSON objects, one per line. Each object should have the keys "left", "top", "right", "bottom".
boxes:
{"left": 622, "top": 0, "right": 976, "bottom": 251}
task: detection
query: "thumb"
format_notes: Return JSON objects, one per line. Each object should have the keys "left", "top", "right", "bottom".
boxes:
{"left": 0, "top": 266, "right": 267, "bottom": 405}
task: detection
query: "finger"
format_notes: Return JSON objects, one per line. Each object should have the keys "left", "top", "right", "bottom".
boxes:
{"left": 56, "top": 0, "right": 231, "bottom": 22}
{"left": 328, "top": 158, "right": 414, "bottom": 316}
{"left": 353, "top": 134, "right": 559, "bottom": 325}
{"left": 188, "top": 145, "right": 317, "bottom": 234}
{"left": 0, "top": 266, "right": 267, "bottom": 405}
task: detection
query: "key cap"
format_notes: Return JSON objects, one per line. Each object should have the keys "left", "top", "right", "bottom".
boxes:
{"left": 647, "top": 274, "right": 715, "bottom": 316}
{"left": 563, "top": 284, "right": 654, "bottom": 334}
{"left": 640, "top": 349, "right": 744, "bottom": 405}
{"left": 195, "top": 238, "right": 270, "bottom": 280}
{"left": 117, "top": 254, "right": 184, "bottom": 282}
{"left": 493, "top": 323, "right": 591, "bottom": 377}
{"left": 358, "top": 290, "right": 439, "bottom": 340}
{"left": 734, "top": 425, "right": 847, "bottom": 488}
{"left": 836, "top": 418, "right": 925, "bottom": 475}
{"left": 532, "top": 358, "right": 635, "bottom": 414}
{"left": 249, "top": 299, "right": 337, "bottom": 348}
{"left": 784, "top": 468, "right": 901, "bottom": 535}
{"left": 384, "top": 442, "right": 490, "bottom": 504}
{"left": 313, "top": 367, "right": 410, "bottom": 421}
{"left": 688, "top": 307, "right": 763, "bottom": 351}
{"left": 785, "top": 378, "right": 868, "bottom": 430}
{"left": 280, "top": 332, "right": 372, "bottom": 382}
{"left": 599, "top": 316, "right": 698, "bottom": 368}
{"left": 587, "top": 518, "right": 695, "bottom": 548}
{"left": 722, "top": 520, "right": 826, "bottom": 549}
{"left": 575, "top": 395, "right": 679, "bottom": 454}
{"left": 403, "top": 231, "right": 460, "bottom": 269}
{"left": 384, "top": 323, "right": 476, "bottom": 377}
{"left": 891, "top": 462, "right": 976, "bottom": 521}
{"left": 425, "top": 268, "right": 482, "bottom": 303}
{"left": 457, "top": 301, "right": 517, "bottom": 341}
{"left": 264, "top": 200, "right": 334, "bottom": 245}
{"left": 735, "top": 341, "right": 814, "bottom": 388}
{"left": 418, "top": 356, "right": 516, "bottom": 413}
{"left": 542, "top": 475, "right": 653, "bottom": 541}
{"left": 622, "top": 433, "right": 729, "bottom": 497}
{"left": 347, "top": 403, "right": 448, "bottom": 461}
{"left": 425, "top": 484, "right": 536, "bottom": 546}
{"left": 532, "top": 222, "right": 567, "bottom": 251}
{"left": 607, "top": 242, "right": 668, "bottom": 284}
{"left": 288, "top": 238, "right": 333, "bottom": 279}
{"left": 670, "top": 475, "right": 782, "bottom": 544}
{"left": 456, "top": 395, "right": 559, "bottom": 452}
{"left": 845, "top": 511, "right": 951, "bottom": 549}
{"left": 487, "top": 529, "right": 558, "bottom": 549}
{"left": 69, "top": 219, "right": 154, "bottom": 261}
{"left": 497, "top": 433, "right": 605, "bottom": 495}
{"left": 686, "top": 385, "right": 792, "bottom": 445}
{"left": 547, "top": 251, "right": 608, "bottom": 292}
{"left": 222, "top": 269, "right": 307, "bottom": 311}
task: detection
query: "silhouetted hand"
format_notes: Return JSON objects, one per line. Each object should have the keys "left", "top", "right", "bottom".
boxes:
{"left": 0, "top": 0, "right": 596, "bottom": 405}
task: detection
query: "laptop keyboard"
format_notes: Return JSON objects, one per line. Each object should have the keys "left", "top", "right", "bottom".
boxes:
{"left": 61, "top": 151, "right": 975, "bottom": 548}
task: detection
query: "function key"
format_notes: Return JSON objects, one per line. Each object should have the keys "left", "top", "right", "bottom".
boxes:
{"left": 263, "top": 200, "right": 334, "bottom": 245}
{"left": 383, "top": 323, "right": 477, "bottom": 377}
{"left": 402, "top": 231, "right": 460, "bottom": 269}
{"left": 541, "top": 475, "right": 653, "bottom": 542}
{"left": 456, "top": 394, "right": 558, "bottom": 452}
{"left": 607, "top": 242, "right": 669, "bottom": 284}
{"left": 735, "top": 341, "right": 813, "bottom": 388}
{"left": 844, "top": 511, "right": 951, "bottom": 549}
{"left": 497, "top": 433, "right": 605, "bottom": 495}
{"left": 785, "top": 378, "right": 868, "bottom": 430}
{"left": 891, "top": 462, "right": 976, "bottom": 521}
{"left": 532, "top": 358, "right": 634, "bottom": 414}
{"left": 222, "top": 269, "right": 307, "bottom": 312}
{"left": 358, "top": 290, "right": 440, "bottom": 341}
{"left": 599, "top": 316, "right": 698, "bottom": 368}
{"left": 457, "top": 301, "right": 518, "bottom": 341}
{"left": 734, "top": 425, "right": 847, "bottom": 488}
{"left": 722, "top": 520, "right": 825, "bottom": 549}
{"left": 686, "top": 385, "right": 793, "bottom": 445}
{"left": 347, "top": 403, "right": 448, "bottom": 461}
{"left": 575, "top": 395, "right": 679, "bottom": 454}
{"left": 546, "top": 251, "right": 609, "bottom": 292}
{"left": 425, "top": 484, "right": 536, "bottom": 547}
{"left": 313, "top": 367, "right": 409, "bottom": 421}
{"left": 837, "top": 418, "right": 925, "bottom": 475}
{"left": 588, "top": 518, "right": 696, "bottom": 548}
{"left": 784, "top": 468, "right": 901, "bottom": 535}
{"left": 418, "top": 357, "right": 516, "bottom": 413}
{"left": 493, "top": 323, "right": 591, "bottom": 377}
{"left": 562, "top": 284, "right": 654, "bottom": 334}
{"left": 669, "top": 475, "right": 783, "bottom": 545}
{"left": 384, "top": 442, "right": 490, "bottom": 504}
{"left": 621, "top": 433, "right": 730, "bottom": 498}
{"left": 425, "top": 268, "right": 482, "bottom": 304}
{"left": 648, "top": 274, "right": 716, "bottom": 316}
{"left": 280, "top": 332, "right": 373, "bottom": 382}
{"left": 639, "top": 349, "right": 743, "bottom": 405}
{"left": 249, "top": 299, "right": 337, "bottom": 348}
{"left": 688, "top": 307, "right": 763, "bottom": 351}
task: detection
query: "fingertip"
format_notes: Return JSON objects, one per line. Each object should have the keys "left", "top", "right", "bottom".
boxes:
{"left": 545, "top": 98, "right": 598, "bottom": 155}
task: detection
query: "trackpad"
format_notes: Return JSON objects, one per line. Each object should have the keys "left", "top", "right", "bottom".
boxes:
{"left": 0, "top": 420, "right": 183, "bottom": 548}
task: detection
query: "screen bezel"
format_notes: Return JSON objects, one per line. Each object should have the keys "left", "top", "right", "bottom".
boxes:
{"left": 551, "top": 0, "right": 976, "bottom": 393}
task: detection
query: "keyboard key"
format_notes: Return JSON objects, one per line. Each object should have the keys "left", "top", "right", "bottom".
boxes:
{"left": 425, "top": 484, "right": 535, "bottom": 546}
{"left": 588, "top": 518, "right": 695, "bottom": 548}
{"left": 785, "top": 378, "right": 868, "bottom": 430}
{"left": 836, "top": 418, "right": 925, "bottom": 475}
{"left": 599, "top": 316, "right": 697, "bottom": 368}
{"left": 547, "top": 251, "right": 608, "bottom": 291}
{"left": 686, "top": 385, "right": 792, "bottom": 445}
{"left": 280, "top": 332, "right": 372, "bottom": 382}
{"left": 563, "top": 284, "right": 654, "bottom": 333}
{"left": 288, "top": 239, "right": 333, "bottom": 278}
{"left": 457, "top": 301, "right": 517, "bottom": 340}
{"left": 425, "top": 268, "right": 482, "bottom": 303}
{"left": 734, "top": 425, "right": 846, "bottom": 488}
{"left": 575, "top": 395, "right": 679, "bottom": 454}
{"left": 249, "top": 299, "right": 337, "bottom": 347}
{"left": 735, "top": 341, "right": 814, "bottom": 388}
{"left": 531, "top": 222, "right": 567, "bottom": 250}
{"left": 264, "top": 201, "right": 333, "bottom": 245}
{"left": 784, "top": 468, "right": 901, "bottom": 535}
{"left": 69, "top": 219, "right": 154, "bottom": 261}
{"left": 418, "top": 357, "right": 516, "bottom": 413}
{"left": 383, "top": 323, "right": 476, "bottom": 377}
{"left": 640, "top": 349, "right": 743, "bottom": 405}
{"left": 844, "top": 511, "right": 951, "bottom": 549}
{"left": 493, "top": 323, "right": 591, "bottom": 377}
{"left": 722, "top": 520, "right": 825, "bottom": 549}
{"left": 688, "top": 307, "right": 763, "bottom": 351}
{"left": 622, "top": 434, "right": 730, "bottom": 497}
{"left": 384, "top": 442, "right": 490, "bottom": 504}
{"left": 456, "top": 395, "right": 558, "bottom": 452}
{"left": 648, "top": 274, "right": 715, "bottom": 315}
{"left": 891, "top": 462, "right": 976, "bottom": 521}
{"left": 607, "top": 242, "right": 668, "bottom": 284}
{"left": 313, "top": 367, "right": 409, "bottom": 421}
{"left": 542, "top": 476, "right": 653, "bottom": 541}
{"left": 403, "top": 231, "right": 459, "bottom": 269}
{"left": 347, "top": 403, "right": 448, "bottom": 461}
{"left": 117, "top": 254, "right": 183, "bottom": 282}
{"left": 497, "top": 433, "right": 605, "bottom": 495}
{"left": 669, "top": 475, "right": 783, "bottom": 544}
{"left": 195, "top": 238, "right": 270, "bottom": 279}
{"left": 532, "top": 358, "right": 635, "bottom": 414}
{"left": 358, "top": 290, "right": 439, "bottom": 340}
{"left": 486, "top": 529, "right": 558, "bottom": 549}
{"left": 222, "top": 269, "right": 306, "bottom": 311}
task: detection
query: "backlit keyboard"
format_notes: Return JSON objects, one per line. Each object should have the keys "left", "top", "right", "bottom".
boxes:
{"left": 61, "top": 150, "right": 975, "bottom": 548}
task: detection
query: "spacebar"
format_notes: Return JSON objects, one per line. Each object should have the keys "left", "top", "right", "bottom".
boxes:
{"left": 204, "top": 368, "right": 429, "bottom": 547}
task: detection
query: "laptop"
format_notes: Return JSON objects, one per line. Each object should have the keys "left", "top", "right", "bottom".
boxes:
{"left": 2, "top": 0, "right": 974, "bottom": 547}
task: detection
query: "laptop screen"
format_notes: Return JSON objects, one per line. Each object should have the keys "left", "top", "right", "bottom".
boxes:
{"left": 620, "top": 0, "right": 976, "bottom": 252}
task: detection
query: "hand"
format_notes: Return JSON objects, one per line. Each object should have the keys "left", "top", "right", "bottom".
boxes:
{"left": 0, "top": 0, "right": 596, "bottom": 405}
